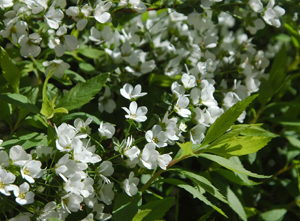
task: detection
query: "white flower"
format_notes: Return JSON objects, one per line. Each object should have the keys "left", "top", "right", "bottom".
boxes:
{"left": 43, "top": 59, "right": 70, "bottom": 78}
{"left": 97, "top": 182, "right": 114, "bottom": 205}
{"left": 93, "top": 203, "right": 112, "bottom": 221}
{"left": 0, "top": 20, "right": 28, "bottom": 44}
{"left": 61, "top": 192, "right": 83, "bottom": 213}
{"left": 0, "top": 150, "right": 10, "bottom": 167}
{"left": 0, "top": 168, "right": 16, "bottom": 196}
{"left": 157, "top": 153, "right": 172, "bottom": 170}
{"left": 125, "top": 146, "right": 141, "bottom": 166}
{"left": 263, "top": 0, "right": 285, "bottom": 28}
{"left": 98, "top": 161, "right": 114, "bottom": 184}
{"left": 181, "top": 73, "right": 196, "bottom": 89}
{"left": 122, "top": 101, "right": 148, "bottom": 122}
{"left": 190, "top": 124, "right": 206, "bottom": 144}
{"left": 21, "top": 160, "right": 43, "bottom": 183}
{"left": 18, "top": 33, "right": 41, "bottom": 58}
{"left": 98, "top": 122, "right": 115, "bottom": 139}
{"left": 98, "top": 87, "right": 116, "bottom": 113}
{"left": 145, "top": 125, "right": 168, "bottom": 148}
{"left": 128, "top": 0, "right": 147, "bottom": 13}
{"left": 249, "top": 0, "right": 263, "bottom": 13}
{"left": 89, "top": 26, "right": 114, "bottom": 45}
{"left": 44, "top": 1, "right": 64, "bottom": 29}
{"left": 140, "top": 143, "right": 159, "bottom": 170}
{"left": 120, "top": 83, "right": 147, "bottom": 101}
{"left": 14, "top": 182, "right": 35, "bottom": 205}
{"left": 0, "top": 0, "right": 13, "bottom": 9}
{"left": 94, "top": 1, "right": 112, "bottom": 23}
{"left": 74, "top": 117, "right": 92, "bottom": 136}
{"left": 174, "top": 95, "right": 191, "bottom": 118}
{"left": 73, "top": 138, "right": 101, "bottom": 164}
{"left": 123, "top": 171, "right": 139, "bottom": 197}
{"left": 66, "top": 4, "right": 92, "bottom": 31}
{"left": 55, "top": 123, "right": 77, "bottom": 152}
{"left": 9, "top": 145, "right": 32, "bottom": 167}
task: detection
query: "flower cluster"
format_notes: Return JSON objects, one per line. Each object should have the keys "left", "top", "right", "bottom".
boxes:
{"left": 0, "top": 0, "right": 288, "bottom": 220}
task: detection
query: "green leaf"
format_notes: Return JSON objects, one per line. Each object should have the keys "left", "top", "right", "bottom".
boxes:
{"left": 138, "top": 197, "right": 175, "bottom": 221}
{"left": 269, "top": 45, "right": 287, "bottom": 92}
{"left": 56, "top": 73, "right": 109, "bottom": 111}
{"left": 40, "top": 70, "right": 55, "bottom": 119}
{"left": 0, "top": 93, "right": 39, "bottom": 114}
{"left": 169, "top": 168, "right": 227, "bottom": 204}
{"left": 155, "top": 178, "right": 227, "bottom": 217}
{"left": 202, "top": 95, "right": 258, "bottom": 145}
{"left": 113, "top": 192, "right": 142, "bottom": 221}
{"left": 258, "top": 78, "right": 274, "bottom": 105}
{"left": 60, "top": 112, "right": 101, "bottom": 125}
{"left": 216, "top": 168, "right": 261, "bottom": 186}
{"left": 0, "top": 100, "right": 12, "bottom": 125}
{"left": 198, "top": 153, "right": 271, "bottom": 178}
{"left": 176, "top": 142, "right": 196, "bottom": 159}
{"left": 259, "top": 208, "right": 287, "bottom": 221}
{"left": 77, "top": 46, "right": 106, "bottom": 59}
{"left": 79, "top": 62, "right": 95, "bottom": 73}
{"left": 2, "top": 132, "right": 47, "bottom": 150}
{"left": 65, "top": 69, "right": 86, "bottom": 83}
{"left": 227, "top": 186, "right": 247, "bottom": 221}
{"left": 148, "top": 74, "right": 181, "bottom": 87}
{"left": 206, "top": 135, "right": 272, "bottom": 157}
{"left": 132, "top": 209, "right": 152, "bottom": 221}
{"left": 0, "top": 46, "right": 21, "bottom": 93}
{"left": 48, "top": 218, "right": 63, "bottom": 221}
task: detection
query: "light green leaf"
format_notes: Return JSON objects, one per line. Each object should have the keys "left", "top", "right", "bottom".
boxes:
{"left": 53, "top": 107, "right": 69, "bottom": 114}
{"left": 155, "top": 178, "right": 227, "bottom": 217}
{"left": 202, "top": 95, "right": 258, "bottom": 146}
{"left": 176, "top": 142, "right": 196, "bottom": 159}
{"left": 198, "top": 153, "right": 271, "bottom": 178}
{"left": 0, "top": 46, "right": 21, "bottom": 93}
{"left": 132, "top": 209, "right": 152, "bottom": 221}
{"left": 0, "top": 93, "right": 39, "bottom": 114}
{"left": 259, "top": 208, "right": 287, "bottom": 221}
{"left": 56, "top": 73, "right": 109, "bottom": 111}
{"left": 227, "top": 186, "right": 247, "bottom": 221}
{"left": 79, "top": 62, "right": 95, "bottom": 73}
{"left": 148, "top": 73, "right": 181, "bottom": 87}
{"left": 77, "top": 46, "right": 106, "bottom": 59}
{"left": 169, "top": 168, "right": 228, "bottom": 204}
{"left": 206, "top": 135, "right": 272, "bottom": 157}
{"left": 138, "top": 197, "right": 175, "bottom": 221}
{"left": 2, "top": 132, "right": 47, "bottom": 150}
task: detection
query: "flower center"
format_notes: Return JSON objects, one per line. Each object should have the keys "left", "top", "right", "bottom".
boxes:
{"left": 0, "top": 182, "right": 5, "bottom": 189}
{"left": 19, "top": 192, "right": 26, "bottom": 199}
{"left": 23, "top": 168, "right": 30, "bottom": 175}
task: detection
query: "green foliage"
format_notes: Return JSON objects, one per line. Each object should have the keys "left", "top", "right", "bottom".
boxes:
{"left": 56, "top": 73, "right": 109, "bottom": 111}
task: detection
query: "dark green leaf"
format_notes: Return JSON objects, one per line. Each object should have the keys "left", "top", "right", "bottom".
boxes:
{"left": 0, "top": 46, "right": 21, "bottom": 93}
{"left": 0, "top": 93, "right": 39, "bottom": 114}
{"left": 216, "top": 168, "right": 261, "bottom": 186}
{"left": 259, "top": 208, "right": 287, "bottom": 221}
{"left": 227, "top": 186, "right": 247, "bottom": 221}
{"left": 198, "top": 153, "right": 271, "bottom": 178}
{"left": 56, "top": 73, "right": 109, "bottom": 111}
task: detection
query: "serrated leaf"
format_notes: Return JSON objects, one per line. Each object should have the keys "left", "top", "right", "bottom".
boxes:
{"left": 0, "top": 46, "right": 21, "bottom": 93}
{"left": 202, "top": 95, "right": 258, "bottom": 145}
{"left": 227, "top": 186, "right": 247, "bottom": 221}
{"left": 154, "top": 178, "right": 227, "bottom": 217}
{"left": 198, "top": 153, "right": 271, "bottom": 178}
{"left": 56, "top": 73, "right": 109, "bottom": 111}
{"left": 0, "top": 93, "right": 39, "bottom": 114}
{"left": 169, "top": 168, "right": 228, "bottom": 204}
{"left": 138, "top": 197, "right": 175, "bottom": 221}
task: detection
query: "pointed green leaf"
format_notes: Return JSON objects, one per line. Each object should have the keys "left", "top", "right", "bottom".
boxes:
{"left": 202, "top": 95, "right": 258, "bottom": 145}
{"left": 169, "top": 168, "right": 228, "bottom": 204}
{"left": 216, "top": 168, "right": 261, "bottom": 186}
{"left": 138, "top": 197, "right": 175, "bottom": 221}
{"left": 113, "top": 192, "right": 142, "bottom": 221}
{"left": 154, "top": 178, "right": 227, "bottom": 217}
{"left": 0, "top": 46, "right": 21, "bottom": 93}
{"left": 56, "top": 73, "right": 109, "bottom": 111}
{"left": 176, "top": 142, "right": 196, "bottom": 159}
{"left": 227, "top": 186, "right": 247, "bottom": 221}
{"left": 132, "top": 209, "right": 152, "bottom": 221}
{"left": 259, "top": 208, "right": 287, "bottom": 221}
{"left": 0, "top": 93, "right": 39, "bottom": 114}
{"left": 198, "top": 153, "right": 271, "bottom": 178}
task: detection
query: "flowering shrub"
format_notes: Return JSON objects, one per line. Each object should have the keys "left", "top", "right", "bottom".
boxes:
{"left": 0, "top": 0, "right": 300, "bottom": 220}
